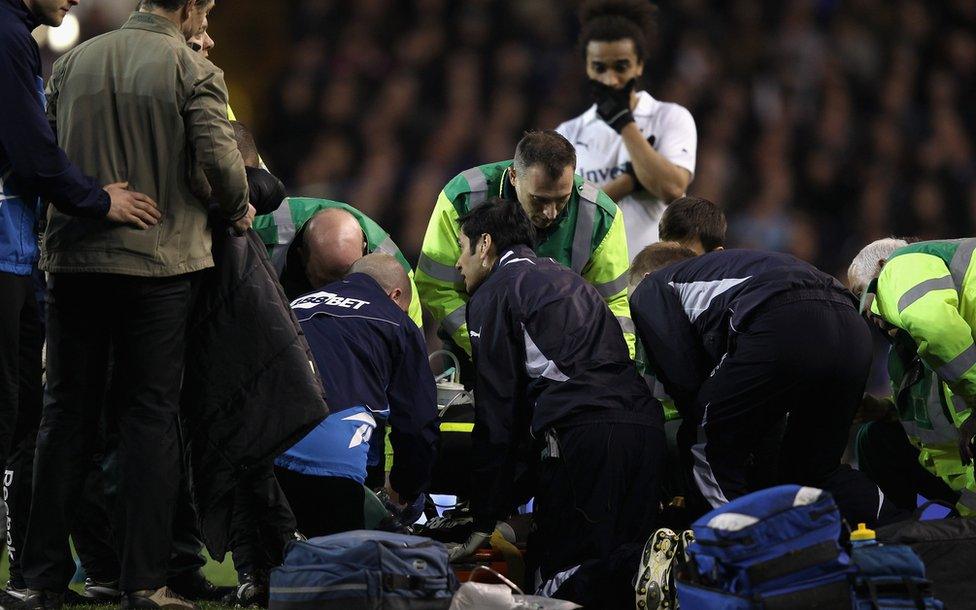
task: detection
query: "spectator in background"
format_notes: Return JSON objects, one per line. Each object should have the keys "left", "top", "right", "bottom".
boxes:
{"left": 557, "top": 0, "right": 697, "bottom": 259}
{"left": 257, "top": 1, "right": 973, "bottom": 285}
{"left": 21, "top": 0, "right": 251, "bottom": 608}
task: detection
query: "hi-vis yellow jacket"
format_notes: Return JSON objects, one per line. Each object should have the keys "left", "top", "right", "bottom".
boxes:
{"left": 866, "top": 238, "right": 976, "bottom": 513}
{"left": 416, "top": 160, "right": 634, "bottom": 357}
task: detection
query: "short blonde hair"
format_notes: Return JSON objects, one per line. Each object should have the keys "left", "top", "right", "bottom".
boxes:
{"left": 628, "top": 242, "right": 697, "bottom": 294}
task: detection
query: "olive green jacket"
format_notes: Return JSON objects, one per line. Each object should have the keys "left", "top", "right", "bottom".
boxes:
{"left": 40, "top": 12, "right": 248, "bottom": 277}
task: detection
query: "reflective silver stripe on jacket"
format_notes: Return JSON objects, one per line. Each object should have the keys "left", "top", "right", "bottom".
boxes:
{"left": 958, "top": 489, "right": 976, "bottom": 512}
{"left": 270, "top": 203, "right": 296, "bottom": 276}
{"left": 617, "top": 316, "right": 635, "bottom": 334}
{"left": 374, "top": 235, "right": 398, "bottom": 257}
{"left": 462, "top": 167, "right": 488, "bottom": 208}
{"left": 950, "top": 238, "right": 976, "bottom": 289}
{"left": 441, "top": 303, "right": 467, "bottom": 336}
{"left": 570, "top": 182, "right": 600, "bottom": 274}
{"left": 418, "top": 253, "right": 462, "bottom": 284}
{"left": 939, "top": 344, "right": 976, "bottom": 384}
{"left": 897, "top": 276, "right": 955, "bottom": 313}
{"left": 595, "top": 271, "right": 628, "bottom": 298}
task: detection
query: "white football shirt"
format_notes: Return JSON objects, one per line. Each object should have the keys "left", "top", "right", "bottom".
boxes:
{"left": 556, "top": 90, "right": 697, "bottom": 260}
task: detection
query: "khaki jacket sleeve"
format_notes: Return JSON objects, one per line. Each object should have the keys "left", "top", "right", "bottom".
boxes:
{"left": 183, "top": 59, "right": 248, "bottom": 221}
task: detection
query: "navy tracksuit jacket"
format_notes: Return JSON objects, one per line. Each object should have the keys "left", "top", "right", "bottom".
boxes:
{"left": 276, "top": 273, "right": 439, "bottom": 502}
{"left": 465, "top": 244, "right": 663, "bottom": 535}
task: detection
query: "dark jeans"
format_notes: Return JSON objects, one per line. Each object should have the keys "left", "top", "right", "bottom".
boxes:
{"left": 531, "top": 420, "right": 665, "bottom": 585}
{"left": 856, "top": 420, "right": 959, "bottom": 511}
{"left": 275, "top": 467, "right": 365, "bottom": 538}
{"left": 690, "top": 299, "right": 891, "bottom": 527}
{"left": 0, "top": 271, "right": 44, "bottom": 588}
{"left": 228, "top": 463, "right": 297, "bottom": 578}
{"left": 23, "top": 272, "right": 196, "bottom": 592}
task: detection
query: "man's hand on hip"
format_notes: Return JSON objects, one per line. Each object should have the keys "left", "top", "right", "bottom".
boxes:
{"left": 231, "top": 204, "right": 256, "bottom": 235}
{"left": 104, "top": 182, "right": 161, "bottom": 230}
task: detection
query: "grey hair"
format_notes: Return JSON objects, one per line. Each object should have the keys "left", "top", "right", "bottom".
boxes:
{"left": 848, "top": 238, "right": 908, "bottom": 294}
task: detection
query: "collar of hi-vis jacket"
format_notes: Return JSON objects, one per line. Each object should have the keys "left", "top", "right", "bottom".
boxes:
{"left": 858, "top": 277, "right": 879, "bottom": 315}
{"left": 121, "top": 11, "right": 184, "bottom": 40}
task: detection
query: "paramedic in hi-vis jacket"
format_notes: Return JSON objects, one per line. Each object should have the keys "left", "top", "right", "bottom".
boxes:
{"left": 449, "top": 197, "right": 664, "bottom": 598}
{"left": 416, "top": 130, "right": 635, "bottom": 387}
{"left": 850, "top": 238, "right": 976, "bottom": 515}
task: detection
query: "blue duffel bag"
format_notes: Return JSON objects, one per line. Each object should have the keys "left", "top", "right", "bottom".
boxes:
{"left": 269, "top": 530, "right": 459, "bottom": 609}
{"left": 676, "top": 485, "right": 854, "bottom": 609}
{"left": 852, "top": 543, "right": 944, "bottom": 609}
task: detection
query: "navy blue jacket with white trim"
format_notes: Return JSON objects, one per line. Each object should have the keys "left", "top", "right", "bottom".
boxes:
{"left": 278, "top": 273, "right": 438, "bottom": 501}
{"left": 466, "top": 244, "right": 661, "bottom": 527}
{"left": 630, "top": 249, "right": 855, "bottom": 419}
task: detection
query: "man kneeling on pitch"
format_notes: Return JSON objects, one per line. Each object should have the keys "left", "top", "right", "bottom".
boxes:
{"left": 274, "top": 253, "right": 439, "bottom": 536}
{"left": 630, "top": 243, "right": 898, "bottom": 527}
{"left": 450, "top": 197, "right": 665, "bottom": 594}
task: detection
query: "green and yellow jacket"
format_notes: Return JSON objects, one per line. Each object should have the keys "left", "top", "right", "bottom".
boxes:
{"left": 416, "top": 160, "right": 634, "bottom": 356}
{"left": 253, "top": 197, "right": 423, "bottom": 327}
{"left": 865, "top": 238, "right": 976, "bottom": 513}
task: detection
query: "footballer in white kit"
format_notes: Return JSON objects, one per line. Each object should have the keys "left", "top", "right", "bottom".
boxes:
{"left": 559, "top": 0, "right": 697, "bottom": 260}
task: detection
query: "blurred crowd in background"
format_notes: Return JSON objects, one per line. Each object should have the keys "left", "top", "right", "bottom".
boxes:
{"left": 260, "top": 0, "right": 976, "bottom": 279}
{"left": 42, "top": 0, "right": 976, "bottom": 279}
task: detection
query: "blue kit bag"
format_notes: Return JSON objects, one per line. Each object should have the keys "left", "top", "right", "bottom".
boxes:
{"left": 852, "top": 543, "right": 943, "bottom": 609}
{"left": 269, "top": 530, "right": 459, "bottom": 609}
{"left": 676, "top": 485, "right": 854, "bottom": 609}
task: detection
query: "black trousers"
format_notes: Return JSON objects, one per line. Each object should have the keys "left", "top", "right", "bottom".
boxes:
{"left": 689, "top": 299, "right": 891, "bottom": 527}
{"left": 71, "top": 419, "right": 208, "bottom": 584}
{"left": 227, "top": 463, "right": 297, "bottom": 578}
{"left": 0, "top": 270, "right": 44, "bottom": 588}
{"left": 23, "top": 272, "right": 196, "bottom": 592}
{"left": 856, "top": 420, "right": 959, "bottom": 511}
{"left": 274, "top": 467, "right": 365, "bottom": 538}
{"left": 531, "top": 420, "right": 664, "bottom": 585}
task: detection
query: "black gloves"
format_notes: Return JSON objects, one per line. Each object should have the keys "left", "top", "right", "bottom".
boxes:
{"left": 245, "top": 166, "right": 286, "bottom": 216}
{"left": 590, "top": 78, "right": 637, "bottom": 133}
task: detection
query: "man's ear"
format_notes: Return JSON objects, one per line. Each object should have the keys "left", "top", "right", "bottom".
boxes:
{"left": 180, "top": 0, "right": 193, "bottom": 22}
{"left": 508, "top": 166, "right": 517, "bottom": 187}
{"left": 389, "top": 287, "right": 402, "bottom": 302}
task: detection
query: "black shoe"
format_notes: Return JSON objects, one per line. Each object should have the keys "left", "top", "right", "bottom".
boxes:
{"left": 121, "top": 587, "right": 196, "bottom": 610}
{"left": 0, "top": 588, "right": 23, "bottom": 610}
{"left": 14, "top": 590, "right": 63, "bottom": 610}
{"left": 2, "top": 582, "right": 27, "bottom": 602}
{"left": 222, "top": 573, "right": 268, "bottom": 608}
{"left": 166, "top": 570, "right": 233, "bottom": 602}
{"left": 81, "top": 578, "right": 121, "bottom": 601}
